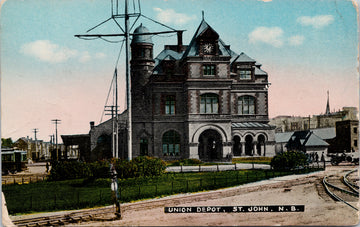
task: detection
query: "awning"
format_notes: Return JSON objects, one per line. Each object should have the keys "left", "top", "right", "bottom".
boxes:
{"left": 232, "top": 122, "right": 275, "bottom": 129}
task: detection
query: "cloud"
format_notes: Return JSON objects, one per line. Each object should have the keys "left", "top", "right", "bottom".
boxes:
{"left": 297, "top": 15, "right": 334, "bottom": 29}
{"left": 248, "top": 27, "right": 284, "bottom": 47}
{"left": 20, "top": 40, "right": 106, "bottom": 63}
{"left": 21, "top": 40, "right": 78, "bottom": 63}
{"left": 95, "top": 52, "right": 106, "bottom": 59}
{"left": 288, "top": 35, "right": 305, "bottom": 46}
{"left": 153, "top": 8, "right": 196, "bottom": 25}
{"left": 79, "top": 51, "right": 91, "bottom": 63}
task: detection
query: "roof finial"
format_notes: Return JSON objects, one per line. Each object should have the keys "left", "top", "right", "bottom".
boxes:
{"left": 202, "top": 10, "right": 204, "bottom": 21}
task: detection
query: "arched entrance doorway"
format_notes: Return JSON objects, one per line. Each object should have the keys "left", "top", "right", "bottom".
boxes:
{"left": 198, "top": 129, "right": 223, "bottom": 161}
{"left": 233, "top": 136, "right": 241, "bottom": 156}
{"left": 245, "top": 135, "right": 253, "bottom": 156}
{"left": 256, "top": 134, "right": 266, "bottom": 156}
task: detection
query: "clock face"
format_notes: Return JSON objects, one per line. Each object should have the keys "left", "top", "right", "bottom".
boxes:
{"left": 203, "top": 43, "right": 214, "bottom": 54}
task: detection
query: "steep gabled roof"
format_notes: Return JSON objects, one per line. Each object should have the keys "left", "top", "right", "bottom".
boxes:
{"left": 182, "top": 19, "right": 232, "bottom": 58}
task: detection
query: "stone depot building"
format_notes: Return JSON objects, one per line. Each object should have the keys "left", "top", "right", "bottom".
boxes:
{"left": 63, "top": 18, "right": 276, "bottom": 162}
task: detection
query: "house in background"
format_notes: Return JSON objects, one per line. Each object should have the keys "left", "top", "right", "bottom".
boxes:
{"left": 286, "top": 131, "right": 329, "bottom": 155}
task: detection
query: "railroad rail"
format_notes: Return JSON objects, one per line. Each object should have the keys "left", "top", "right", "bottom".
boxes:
{"left": 12, "top": 206, "right": 119, "bottom": 226}
{"left": 323, "top": 169, "right": 359, "bottom": 211}
{"left": 343, "top": 169, "right": 359, "bottom": 192}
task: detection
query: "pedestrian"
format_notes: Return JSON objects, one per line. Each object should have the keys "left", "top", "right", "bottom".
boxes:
{"left": 315, "top": 152, "right": 319, "bottom": 163}
{"left": 46, "top": 162, "right": 49, "bottom": 173}
{"left": 321, "top": 152, "right": 325, "bottom": 162}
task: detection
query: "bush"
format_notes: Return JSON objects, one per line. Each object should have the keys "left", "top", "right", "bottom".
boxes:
{"left": 114, "top": 156, "right": 166, "bottom": 178}
{"left": 88, "top": 160, "right": 111, "bottom": 179}
{"left": 113, "top": 158, "right": 139, "bottom": 179}
{"left": 48, "top": 157, "right": 167, "bottom": 181}
{"left": 48, "top": 161, "right": 92, "bottom": 181}
{"left": 270, "top": 151, "right": 308, "bottom": 170}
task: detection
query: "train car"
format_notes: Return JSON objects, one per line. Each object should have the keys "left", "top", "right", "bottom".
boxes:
{"left": 1, "top": 148, "right": 27, "bottom": 175}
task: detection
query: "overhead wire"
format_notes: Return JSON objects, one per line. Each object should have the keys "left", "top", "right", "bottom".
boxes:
{"left": 99, "top": 39, "right": 125, "bottom": 123}
{"left": 99, "top": 37, "right": 123, "bottom": 43}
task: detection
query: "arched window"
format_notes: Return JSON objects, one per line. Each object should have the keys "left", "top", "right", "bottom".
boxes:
{"left": 238, "top": 96, "right": 255, "bottom": 115}
{"left": 162, "top": 130, "right": 181, "bottom": 156}
{"left": 200, "top": 94, "right": 219, "bottom": 114}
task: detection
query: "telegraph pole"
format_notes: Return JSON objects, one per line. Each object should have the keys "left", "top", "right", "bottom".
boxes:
{"left": 33, "top": 128, "right": 38, "bottom": 160}
{"left": 52, "top": 119, "right": 61, "bottom": 160}
{"left": 105, "top": 105, "right": 119, "bottom": 158}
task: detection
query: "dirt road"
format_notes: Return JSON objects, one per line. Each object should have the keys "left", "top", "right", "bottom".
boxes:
{"left": 63, "top": 165, "right": 359, "bottom": 226}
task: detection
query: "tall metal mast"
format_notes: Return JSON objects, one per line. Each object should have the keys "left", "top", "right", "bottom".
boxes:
{"left": 75, "top": 0, "right": 184, "bottom": 161}
{"left": 124, "top": 0, "right": 132, "bottom": 160}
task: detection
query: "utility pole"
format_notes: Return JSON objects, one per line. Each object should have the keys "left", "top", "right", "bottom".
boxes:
{"left": 33, "top": 128, "right": 38, "bottom": 160}
{"left": 105, "top": 105, "right": 119, "bottom": 158}
{"left": 52, "top": 119, "right": 61, "bottom": 161}
{"left": 49, "top": 135, "right": 53, "bottom": 160}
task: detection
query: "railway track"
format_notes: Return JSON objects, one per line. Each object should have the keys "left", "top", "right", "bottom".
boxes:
{"left": 323, "top": 169, "right": 359, "bottom": 211}
{"left": 12, "top": 207, "right": 119, "bottom": 226}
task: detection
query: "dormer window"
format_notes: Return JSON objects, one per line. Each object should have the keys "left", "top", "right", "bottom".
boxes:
{"left": 203, "top": 65, "right": 215, "bottom": 76}
{"left": 239, "top": 70, "right": 252, "bottom": 80}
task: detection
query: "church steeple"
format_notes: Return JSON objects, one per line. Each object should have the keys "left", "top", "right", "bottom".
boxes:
{"left": 325, "top": 90, "right": 330, "bottom": 115}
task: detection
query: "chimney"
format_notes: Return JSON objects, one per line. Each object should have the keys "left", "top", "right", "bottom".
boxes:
{"left": 90, "top": 121, "right": 95, "bottom": 129}
{"left": 177, "top": 31, "right": 183, "bottom": 53}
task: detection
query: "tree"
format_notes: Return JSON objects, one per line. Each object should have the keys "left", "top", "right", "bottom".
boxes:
{"left": 1, "top": 138, "right": 14, "bottom": 148}
{"left": 270, "top": 150, "right": 308, "bottom": 170}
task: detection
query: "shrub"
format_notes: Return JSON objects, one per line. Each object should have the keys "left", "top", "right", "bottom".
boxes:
{"left": 132, "top": 156, "right": 167, "bottom": 177}
{"left": 88, "top": 160, "right": 111, "bottom": 179}
{"left": 48, "top": 157, "right": 167, "bottom": 181}
{"left": 113, "top": 158, "right": 139, "bottom": 179}
{"left": 270, "top": 151, "right": 308, "bottom": 170}
{"left": 48, "top": 161, "right": 92, "bottom": 181}
{"left": 114, "top": 156, "right": 166, "bottom": 178}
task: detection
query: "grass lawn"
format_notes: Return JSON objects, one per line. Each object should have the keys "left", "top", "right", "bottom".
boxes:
{"left": 3, "top": 167, "right": 321, "bottom": 215}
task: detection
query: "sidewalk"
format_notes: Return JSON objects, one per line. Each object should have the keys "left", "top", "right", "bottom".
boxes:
{"left": 166, "top": 163, "right": 271, "bottom": 172}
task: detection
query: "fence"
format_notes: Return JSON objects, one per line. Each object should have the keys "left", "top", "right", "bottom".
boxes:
{"left": 2, "top": 175, "right": 46, "bottom": 185}
{"left": 3, "top": 165, "right": 324, "bottom": 214}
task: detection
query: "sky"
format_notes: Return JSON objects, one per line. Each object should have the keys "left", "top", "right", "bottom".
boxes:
{"left": 0, "top": 0, "right": 359, "bottom": 142}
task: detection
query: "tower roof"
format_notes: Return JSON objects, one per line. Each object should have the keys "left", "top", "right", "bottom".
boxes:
{"left": 132, "top": 24, "right": 153, "bottom": 44}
